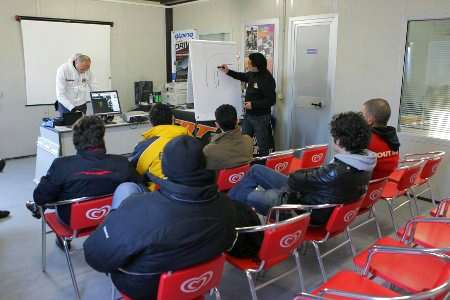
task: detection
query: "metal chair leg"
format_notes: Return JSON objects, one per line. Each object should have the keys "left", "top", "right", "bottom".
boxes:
{"left": 371, "top": 206, "right": 383, "bottom": 238}
{"left": 386, "top": 199, "right": 397, "bottom": 232}
{"left": 406, "top": 193, "right": 416, "bottom": 217}
{"left": 311, "top": 241, "right": 327, "bottom": 282}
{"left": 41, "top": 213, "right": 47, "bottom": 272}
{"left": 213, "top": 287, "right": 222, "bottom": 300}
{"left": 63, "top": 239, "right": 81, "bottom": 300}
{"left": 293, "top": 250, "right": 305, "bottom": 292}
{"left": 245, "top": 271, "right": 258, "bottom": 300}
{"left": 345, "top": 227, "right": 357, "bottom": 257}
{"left": 428, "top": 181, "right": 436, "bottom": 206}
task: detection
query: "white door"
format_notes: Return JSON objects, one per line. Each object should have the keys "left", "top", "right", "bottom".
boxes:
{"left": 287, "top": 15, "right": 338, "bottom": 148}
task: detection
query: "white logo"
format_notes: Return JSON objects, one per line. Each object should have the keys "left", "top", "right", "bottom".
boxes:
{"left": 228, "top": 172, "right": 245, "bottom": 184}
{"left": 279, "top": 230, "right": 302, "bottom": 248}
{"left": 369, "top": 188, "right": 383, "bottom": 202}
{"left": 180, "top": 271, "right": 213, "bottom": 293}
{"left": 86, "top": 205, "right": 111, "bottom": 220}
{"left": 344, "top": 210, "right": 358, "bottom": 223}
{"left": 409, "top": 174, "right": 417, "bottom": 184}
{"left": 275, "top": 162, "right": 289, "bottom": 172}
{"left": 311, "top": 154, "right": 323, "bottom": 163}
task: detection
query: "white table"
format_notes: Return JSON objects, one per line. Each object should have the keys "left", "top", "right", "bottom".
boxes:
{"left": 34, "top": 117, "right": 149, "bottom": 183}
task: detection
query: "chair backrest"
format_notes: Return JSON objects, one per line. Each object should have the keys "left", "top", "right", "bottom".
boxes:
{"left": 297, "top": 145, "right": 328, "bottom": 169}
{"left": 69, "top": 195, "right": 113, "bottom": 231}
{"left": 157, "top": 255, "right": 225, "bottom": 300}
{"left": 397, "top": 161, "right": 424, "bottom": 191}
{"left": 360, "top": 177, "right": 389, "bottom": 210}
{"left": 420, "top": 155, "right": 444, "bottom": 180}
{"left": 325, "top": 198, "right": 364, "bottom": 234}
{"left": 216, "top": 164, "right": 251, "bottom": 192}
{"left": 265, "top": 154, "right": 294, "bottom": 175}
{"left": 258, "top": 213, "right": 310, "bottom": 269}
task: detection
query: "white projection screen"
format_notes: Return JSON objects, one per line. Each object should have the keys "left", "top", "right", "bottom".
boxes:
{"left": 21, "top": 20, "right": 111, "bottom": 105}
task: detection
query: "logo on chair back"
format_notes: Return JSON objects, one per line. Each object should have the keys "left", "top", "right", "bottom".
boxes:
{"left": 275, "top": 162, "right": 289, "bottom": 172}
{"left": 409, "top": 174, "right": 417, "bottom": 185}
{"left": 86, "top": 205, "right": 111, "bottom": 220}
{"left": 228, "top": 172, "right": 245, "bottom": 184}
{"left": 279, "top": 230, "right": 302, "bottom": 248}
{"left": 369, "top": 188, "right": 383, "bottom": 202}
{"left": 180, "top": 271, "right": 213, "bottom": 293}
{"left": 311, "top": 154, "right": 323, "bottom": 163}
{"left": 344, "top": 210, "right": 358, "bottom": 223}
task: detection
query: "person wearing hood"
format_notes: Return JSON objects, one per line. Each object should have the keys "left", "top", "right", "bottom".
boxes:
{"left": 228, "top": 112, "right": 376, "bottom": 226}
{"left": 129, "top": 103, "right": 189, "bottom": 191}
{"left": 56, "top": 54, "right": 96, "bottom": 115}
{"left": 83, "top": 136, "right": 237, "bottom": 300}
{"left": 362, "top": 98, "right": 400, "bottom": 179}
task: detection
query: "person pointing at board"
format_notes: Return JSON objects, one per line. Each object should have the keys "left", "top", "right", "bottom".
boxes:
{"left": 219, "top": 53, "right": 276, "bottom": 156}
{"left": 55, "top": 53, "right": 96, "bottom": 116}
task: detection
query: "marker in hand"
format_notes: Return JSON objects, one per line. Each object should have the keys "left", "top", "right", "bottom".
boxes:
{"left": 217, "top": 64, "right": 230, "bottom": 73}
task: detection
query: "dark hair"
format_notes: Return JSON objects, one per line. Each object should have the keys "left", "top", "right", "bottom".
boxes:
{"left": 248, "top": 52, "right": 268, "bottom": 72}
{"left": 215, "top": 104, "right": 237, "bottom": 131}
{"left": 330, "top": 112, "right": 371, "bottom": 154}
{"left": 150, "top": 103, "right": 173, "bottom": 126}
{"left": 72, "top": 116, "right": 105, "bottom": 151}
{"left": 363, "top": 98, "right": 391, "bottom": 126}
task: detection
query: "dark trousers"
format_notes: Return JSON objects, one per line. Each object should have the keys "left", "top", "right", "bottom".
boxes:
{"left": 57, "top": 102, "right": 87, "bottom": 116}
{"left": 241, "top": 114, "right": 274, "bottom": 156}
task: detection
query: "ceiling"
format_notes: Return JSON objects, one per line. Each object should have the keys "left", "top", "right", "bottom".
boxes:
{"left": 144, "top": 0, "right": 200, "bottom": 6}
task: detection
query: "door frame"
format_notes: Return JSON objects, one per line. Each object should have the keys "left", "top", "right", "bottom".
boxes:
{"left": 286, "top": 14, "right": 338, "bottom": 148}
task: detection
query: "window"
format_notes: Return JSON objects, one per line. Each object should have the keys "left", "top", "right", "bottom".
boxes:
{"left": 399, "top": 19, "right": 450, "bottom": 140}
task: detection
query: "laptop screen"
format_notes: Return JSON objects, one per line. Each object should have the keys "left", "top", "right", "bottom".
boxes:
{"left": 90, "top": 91, "right": 121, "bottom": 115}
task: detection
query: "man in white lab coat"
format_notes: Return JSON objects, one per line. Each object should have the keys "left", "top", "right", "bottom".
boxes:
{"left": 56, "top": 54, "right": 96, "bottom": 115}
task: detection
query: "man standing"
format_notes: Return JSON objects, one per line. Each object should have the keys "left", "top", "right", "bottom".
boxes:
{"left": 219, "top": 52, "right": 276, "bottom": 156}
{"left": 362, "top": 98, "right": 400, "bottom": 179}
{"left": 56, "top": 53, "right": 96, "bottom": 115}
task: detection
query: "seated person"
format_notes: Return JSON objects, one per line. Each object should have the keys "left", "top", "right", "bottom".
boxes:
{"left": 203, "top": 104, "right": 254, "bottom": 170}
{"left": 83, "top": 136, "right": 237, "bottom": 300}
{"left": 228, "top": 112, "right": 376, "bottom": 226}
{"left": 362, "top": 98, "right": 400, "bottom": 179}
{"left": 27, "top": 116, "right": 139, "bottom": 248}
{"left": 129, "top": 103, "right": 189, "bottom": 190}
{"left": 0, "top": 159, "right": 10, "bottom": 219}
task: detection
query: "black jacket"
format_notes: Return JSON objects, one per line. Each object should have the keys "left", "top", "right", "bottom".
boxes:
{"left": 287, "top": 158, "right": 374, "bottom": 225}
{"left": 227, "top": 70, "right": 276, "bottom": 116}
{"left": 33, "top": 149, "right": 139, "bottom": 225}
{"left": 83, "top": 178, "right": 237, "bottom": 300}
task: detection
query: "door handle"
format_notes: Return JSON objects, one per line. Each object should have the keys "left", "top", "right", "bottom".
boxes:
{"left": 311, "top": 102, "right": 323, "bottom": 108}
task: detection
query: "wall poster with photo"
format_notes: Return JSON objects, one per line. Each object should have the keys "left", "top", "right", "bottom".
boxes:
{"left": 243, "top": 19, "right": 279, "bottom": 83}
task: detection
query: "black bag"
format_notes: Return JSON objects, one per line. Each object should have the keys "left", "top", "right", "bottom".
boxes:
{"left": 227, "top": 201, "right": 263, "bottom": 259}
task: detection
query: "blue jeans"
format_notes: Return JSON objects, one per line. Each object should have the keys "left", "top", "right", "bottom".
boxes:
{"left": 241, "top": 114, "right": 274, "bottom": 156}
{"left": 228, "top": 165, "right": 288, "bottom": 215}
{"left": 112, "top": 182, "right": 147, "bottom": 209}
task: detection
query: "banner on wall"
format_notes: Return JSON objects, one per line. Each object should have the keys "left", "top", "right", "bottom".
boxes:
{"left": 171, "top": 29, "right": 198, "bottom": 82}
{"left": 243, "top": 19, "right": 278, "bottom": 83}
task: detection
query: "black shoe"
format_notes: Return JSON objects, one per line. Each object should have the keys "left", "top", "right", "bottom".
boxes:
{"left": 55, "top": 237, "right": 71, "bottom": 252}
{"left": 25, "top": 201, "right": 41, "bottom": 219}
{"left": 0, "top": 210, "right": 10, "bottom": 219}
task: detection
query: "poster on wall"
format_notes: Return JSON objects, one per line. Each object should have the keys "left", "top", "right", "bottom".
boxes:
{"left": 171, "top": 29, "right": 198, "bottom": 82}
{"left": 243, "top": 19, "right": 279, "bottom": 83}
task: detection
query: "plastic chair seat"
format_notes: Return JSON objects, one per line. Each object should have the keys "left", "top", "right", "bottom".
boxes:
{"left": 381, "top": 181, "right": 407, "bottom": 199}
{"left": 225, "top": 254, "right": 262, "bottom": 270}
{"left": 304, "top": 225, "right": 336, "bottom": 241}
{"left": 44, "top": 212, "right": 95, "bottom": 238}
{"left": 354, "top": 237, "right": 449, "bottom": 293}
{"left": 397, "top": 220, "right": 450, "bottom": 248}
{"left": 311, "top": 270, "right": 399, "bottom": 299}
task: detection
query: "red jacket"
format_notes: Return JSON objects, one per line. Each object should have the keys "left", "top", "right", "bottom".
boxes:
{"left": 368, "top": 127, "right": 400, "bottom": 179}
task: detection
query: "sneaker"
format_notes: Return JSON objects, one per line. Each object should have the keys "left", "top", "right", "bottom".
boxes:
{"left": 0, "top": 210, "right": 10, "bottom": 219}
{"left": 25, "top": 201, "right": 41, "bottom": 219}
{"left": 55, "top": 237, "right": 71, "bottom": 252}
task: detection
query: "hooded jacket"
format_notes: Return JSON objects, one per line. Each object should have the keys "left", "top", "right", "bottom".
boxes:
{"left": 368, "top": 126, "right": 400, "bottom": 179}
{"left": 56, "top": 55, "right": 96, "bottom": 111}
{"left": 129, "top": 125, "right": 189, "bottom": 190}
{"left": 287, "top": 151, "right": 376, "bottom": 225}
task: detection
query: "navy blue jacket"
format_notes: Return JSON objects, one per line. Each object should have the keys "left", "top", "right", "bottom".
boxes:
{"left": 83, "top": 177, "right": 237, "bottom": 300}
{"left": 33, "top": 149, "right": 140, "bottom": 225}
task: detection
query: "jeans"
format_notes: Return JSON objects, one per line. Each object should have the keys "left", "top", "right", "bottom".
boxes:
{"left": 228, "top": 165, "right": 288, "bottom": 215}
{"left": 112, "top": 182, "right": 147, "bottom": 209}
{"left": 241, "top": 114, "right": 274, "bottom": 156}
{"left": 57, "top": 102, "right": 87, "bottom": 116}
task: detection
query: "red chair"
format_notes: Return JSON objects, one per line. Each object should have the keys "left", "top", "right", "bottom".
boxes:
{"left": 265, "top": 153, "right": 295, "bottom": 175}
{"left": 397, "top": 217, "right": 450, "bottom": 249}
{"left": 226, "top": 211, "right": 311, "bottom": 300}
{"left": 289, "top": 144, "right": 328, "bottom": 173}
{"left": 216, "top": 164, "right": 251, "bottom": 192}
{"left": 353, "top": 237, "right": 450, "bottom": 295}
{"left": 349, "top": 177, "right": 389, "bottom": 238}
{"left": 431, "top": 198, "right": 450, "bottom": 217}
{"left": 381, "top": 159, "right": 424, "bottom": 232}
{"left": 38, "top": 195, "right": 113, "bottom": 300}
{"left": 119, "top": 255, "right": 225, "bottom": 300}
{"left": 295, "top": 197, "right": 365, "bottom": 282}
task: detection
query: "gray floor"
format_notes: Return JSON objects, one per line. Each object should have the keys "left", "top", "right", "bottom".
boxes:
{"left": 0, "top": 157, "right": 433, "bottom": 300}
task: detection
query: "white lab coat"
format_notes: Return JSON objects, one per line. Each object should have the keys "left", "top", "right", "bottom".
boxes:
{"left": 56, "top": 57, "right": 96, "bottom": 111}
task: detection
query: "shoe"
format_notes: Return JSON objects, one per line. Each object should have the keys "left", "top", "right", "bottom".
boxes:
{"left": 55, "top": 237, "right": 71, "bottom": 252}
{"left": 0, "top": 210, "right": 10, "bottom": 219}
{"left": 25, "top": 201, "right": 41, "bottom": 219}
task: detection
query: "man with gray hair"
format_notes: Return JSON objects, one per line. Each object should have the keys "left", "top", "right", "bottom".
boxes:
{"left": 56, "top": 53, "right": 96, "bottom": 115}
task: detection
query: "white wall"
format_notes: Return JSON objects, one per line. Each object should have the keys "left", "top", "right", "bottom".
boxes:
{"left": 0, "top": 0, "right": 166, "bottom": 158}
